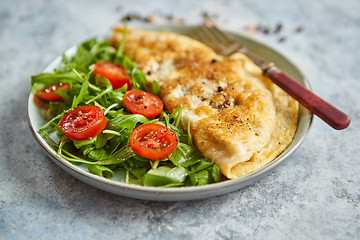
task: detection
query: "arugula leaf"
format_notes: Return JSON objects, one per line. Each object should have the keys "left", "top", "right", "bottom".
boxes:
{"left": 168, "top": 143, "right": 202, "bottom": 168}
{"left": 131, "top": 68, "right": 148, "bottom": 90}
{"left": 48, "top": 101, "right": 69, "bottom": 117}
{"left": 152, "top": 80, "right": 161, "bottom": 97}
{"left": 71, "top": 71, "right": 90, "bottom": 108}
{"left": 94, "top": 132, "right": 111, "bottom": 149}
{"left": 143, "top": 166, "right": 189, "bottom": 186}
{"left": 115, "top": 55, "right": 136, "bottom": 70}
{"left": 82, "top": 145, "right": 95, "bottom": 156}
{"left": 88, "top": 164, "right": 113, "bottom": 177}
{"left": 129, "top": 167, "right": 148, "bottom": 179}
{"left": 123, "top": 158, "right": 150, "bottom": 179}
{"left": 62, "top": 39, "right": 116, "bottom": 73}
{"left": 189, "top": 170, "right": 210, "bottom": 186}
{"left": 96, "top": 145, "right": 135, "bottom": 165}
{"left": 87, "top": 148, "right": 108, "bottom": 160}
{"left": 108, "top": 168, "right": 127, "bottom": 182}
{"left": 208, "top": 164, "right": 221, "bottom": 182}
{"left": 108, "top": 110, "right": 149, "bottom": 136}
{"left": 190, "top": 158, "right": 213, "bottom": 173}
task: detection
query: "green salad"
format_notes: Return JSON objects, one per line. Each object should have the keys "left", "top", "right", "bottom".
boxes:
{"left": 31, "top": 26, "right": 221, "bottom": 187}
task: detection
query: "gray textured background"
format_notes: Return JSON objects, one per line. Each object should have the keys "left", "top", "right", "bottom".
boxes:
{"left": 1, "top": 0, "right": 359, "bottom": 239}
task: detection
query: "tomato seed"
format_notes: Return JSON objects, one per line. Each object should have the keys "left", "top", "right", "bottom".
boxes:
{"left": 136, "top": 95, "right": 144, "bottom": 102}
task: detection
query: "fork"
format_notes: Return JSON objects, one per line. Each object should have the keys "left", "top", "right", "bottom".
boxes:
{"left": 188, "top": 20, "right": 350, "bottom": 130}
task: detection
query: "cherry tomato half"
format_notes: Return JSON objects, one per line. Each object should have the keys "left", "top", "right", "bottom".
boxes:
{"left": 35, "top": 83, "right": 70, "bottom": 101}
{"left": 59, "top": 105, "right": 107, "bottom": 141}
{"left": 124, "top": 90, "right": 164, "bottom": 118}
{"left": 93, "top": 61, "right": 132, "bottom": 90}
{"left": 130, "top": 123, "right": 178, "bottom": 160}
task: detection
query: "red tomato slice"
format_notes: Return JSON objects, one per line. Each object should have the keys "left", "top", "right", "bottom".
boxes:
{"left": 93, "top": 61, "right": 132, "bottom": 90}
{"left": 59, "top": 105, "right": 107, "bottom": 141}
{"left": 123, "top": 90, "right": 164, "bottom": 118}
{"left": 130, "top": 123, "right": 178, "bottom": 160}
{"left": 35, "top": 83, "right": 70, "bottom": 101}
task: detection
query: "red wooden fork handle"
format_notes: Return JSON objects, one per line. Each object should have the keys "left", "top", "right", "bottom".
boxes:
{"left": 266, "top": 67, "right": 351, "bottom": 130}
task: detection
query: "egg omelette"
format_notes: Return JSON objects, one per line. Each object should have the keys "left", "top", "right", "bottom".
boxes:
{"left": 110, "top": 27, "right": 298, "bottom": 179}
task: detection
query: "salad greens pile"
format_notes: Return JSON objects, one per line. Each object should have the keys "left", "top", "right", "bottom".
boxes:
{"left": 31, "top": 29, "right": 221, "bottom": 187}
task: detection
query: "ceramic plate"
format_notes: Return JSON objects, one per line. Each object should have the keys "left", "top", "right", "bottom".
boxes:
{"left": 28, "top": 24, "right": 312, "bottom": 201}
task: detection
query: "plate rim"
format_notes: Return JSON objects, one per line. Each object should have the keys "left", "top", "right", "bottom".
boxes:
{"left": 27, "top": 24, "right": 313, "bottom": 201}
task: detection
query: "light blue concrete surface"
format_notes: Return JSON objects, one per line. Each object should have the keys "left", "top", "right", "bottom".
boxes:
{"left": 0, "top": 0, "right": 359, "bottom": 239}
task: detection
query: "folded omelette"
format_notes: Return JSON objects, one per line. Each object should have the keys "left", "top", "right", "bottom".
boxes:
{"left": 110, "top": 27, "right": 298, "bottom": 179}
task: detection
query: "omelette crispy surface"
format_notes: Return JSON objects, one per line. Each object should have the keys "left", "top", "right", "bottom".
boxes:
{"left": 110, "top": 27, "right": 298, "bottom": 179}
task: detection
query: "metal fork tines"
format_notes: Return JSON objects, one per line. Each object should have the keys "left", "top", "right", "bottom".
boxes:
{"left": 189, "top": 25, "right": 242, "bottom": 56}
{"left": 188, "top": 24, "right": 272, "bottom": 71}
